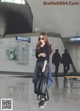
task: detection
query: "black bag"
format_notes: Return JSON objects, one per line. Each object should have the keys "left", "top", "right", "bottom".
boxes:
{"left": 34, "top": 73, "right": 47, "bottom": 95}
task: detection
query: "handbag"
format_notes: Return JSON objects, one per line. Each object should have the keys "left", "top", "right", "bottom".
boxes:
{"left": 34, "top": 73, "right": 47, "bottom": 95}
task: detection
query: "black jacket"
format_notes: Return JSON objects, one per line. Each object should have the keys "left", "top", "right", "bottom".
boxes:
{"left": 52, "top": 52, "right": 61, "bottom": 65}
{"left": 61, "top": 52, "right": 72, "bottom": 65}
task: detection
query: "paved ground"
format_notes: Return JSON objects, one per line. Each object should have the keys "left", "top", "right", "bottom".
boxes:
{"left": 0, "top": 74, "right": 80, "bottom": 111}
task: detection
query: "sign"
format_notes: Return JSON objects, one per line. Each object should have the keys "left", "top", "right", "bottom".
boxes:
{"left": 16, "top": 36, "right": 31, "bottom": 43}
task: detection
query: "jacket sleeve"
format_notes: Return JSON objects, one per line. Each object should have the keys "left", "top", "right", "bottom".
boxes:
{"left": 35, "top": 50, "right": 39, "bottom": 58}
{"left": 35, "top": 49, "right": 41, "bottom": 59}
{"left": 45, "top": 45, "right": 50, "bottom": 61}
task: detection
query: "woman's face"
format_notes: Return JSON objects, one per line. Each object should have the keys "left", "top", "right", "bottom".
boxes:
{"left": 39, "top": 35, "right": 45, "bottom": 44}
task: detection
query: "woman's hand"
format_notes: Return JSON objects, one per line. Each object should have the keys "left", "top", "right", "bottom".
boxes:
{"left": 38, "top": 53, "right": 46, "bottom": 57}
{"left": 42, "top": 60, "right": 47, "bottom": 73}
{"left": 42, "top": 67, "right": 45, "bottom": 72}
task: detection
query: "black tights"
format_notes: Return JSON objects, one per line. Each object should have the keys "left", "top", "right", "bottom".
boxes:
{"left": 41, "top": 94, "right": 46, "bottom": 99}
{"left": 63, "top": 64, "right": 70, "bottom": 75}
{"left": 37, "top": 92, "right": 49, "bottom": 101}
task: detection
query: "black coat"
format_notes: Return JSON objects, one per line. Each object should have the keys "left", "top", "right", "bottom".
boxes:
{"left": 61, "top": 52, "right": 72, "bottom": 65}
{"left": 52, "top": 52, "right": 61, "bottom": 65}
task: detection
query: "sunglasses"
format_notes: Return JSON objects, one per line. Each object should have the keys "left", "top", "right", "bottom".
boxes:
{"left": 39, "top": 38, "right": 44, "bottom": 40}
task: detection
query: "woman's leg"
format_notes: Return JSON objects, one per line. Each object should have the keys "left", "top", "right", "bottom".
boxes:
{"left": 38, "top": 94, "right": 46, "bottom": 107}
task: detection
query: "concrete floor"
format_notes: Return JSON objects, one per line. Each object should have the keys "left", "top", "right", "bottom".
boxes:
{"left": 0, "top": 74, "right": 80, "bottom": 111}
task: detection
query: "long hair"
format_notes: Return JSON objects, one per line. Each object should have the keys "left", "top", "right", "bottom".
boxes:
{"left": 36, "top": 32, "right": 52, "bottom": 54}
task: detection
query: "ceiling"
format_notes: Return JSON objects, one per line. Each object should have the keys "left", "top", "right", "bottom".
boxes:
{"left": 0, "top": 2, "right": 33, "bottom": 36}
{"left": 27, "top": 0, "right": 80, "bottom": 38}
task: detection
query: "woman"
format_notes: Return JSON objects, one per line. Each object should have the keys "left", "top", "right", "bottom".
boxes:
{"left": 32, "top": 32, "right": 53, "bottom": 108}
